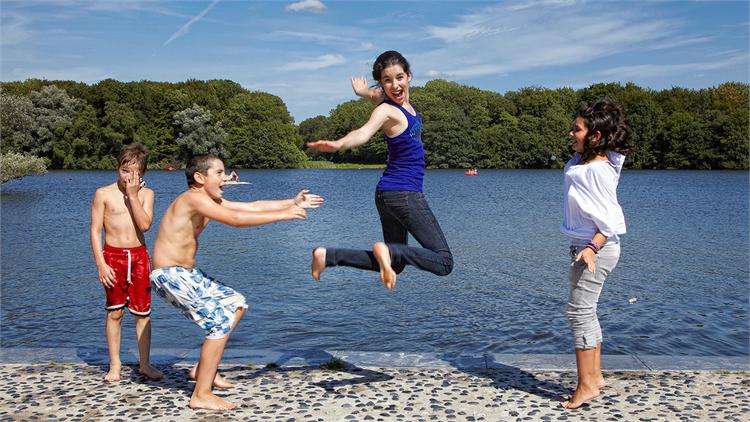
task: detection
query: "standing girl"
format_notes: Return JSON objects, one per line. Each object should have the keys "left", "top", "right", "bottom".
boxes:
{"left": 560, "top": 98, "right": 632, "bottom": 409}
{"left": 307, "top": 50, "right": 453, "bottom": 289}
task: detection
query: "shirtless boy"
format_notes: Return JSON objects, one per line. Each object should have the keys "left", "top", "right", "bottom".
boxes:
{"left": 150, "top": 154, "right": 323, "bottom": 411}
{"left": 90, "top": 143, "right": 163, "bottom": 382}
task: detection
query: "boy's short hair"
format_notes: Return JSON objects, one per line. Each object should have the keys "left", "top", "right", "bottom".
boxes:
{"left": 118, "top": 144, "right": 149, "bottom": 174}
{"left": 186, "top": 154, "right": 221, "bottom": 187}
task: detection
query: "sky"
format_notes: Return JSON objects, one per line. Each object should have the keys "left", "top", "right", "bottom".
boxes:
{"left": 1, "top": 0, "right": 748, "bottom": 123}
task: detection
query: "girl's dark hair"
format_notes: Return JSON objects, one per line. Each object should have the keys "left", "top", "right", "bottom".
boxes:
{"left": 576, "top": 98, "right": 632, "bottom": 162}
{"left": 372, "top": 50, "right": 411, "bottom": 83}
{"left": 185, "top": 154, "right": 221, "bottom": 187}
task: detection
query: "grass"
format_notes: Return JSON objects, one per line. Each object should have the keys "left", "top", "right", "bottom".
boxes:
{"left": 300, "top": 160, "right": 385, "bottom": 169}
{"left": 715, "top": 370, "right": 747, "bottom": 374}
{"left": 319, "top": 358, "right": 346, "bottom": 371}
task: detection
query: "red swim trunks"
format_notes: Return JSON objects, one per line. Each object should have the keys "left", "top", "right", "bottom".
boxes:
{"left": 103, "top": 244, "right": 151, "bottom": 316}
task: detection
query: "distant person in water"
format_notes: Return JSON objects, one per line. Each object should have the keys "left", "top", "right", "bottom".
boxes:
{"left": 149, "top": 154, "right": 323, "bottom": 411}
{"left": 89, "top": 143, "right": 163, "bottom": 383}
{"left": 229, "top": 170, "right": 239, "bottom": 182}
{"left": 560, "top": 98, "right": 632, "bottom": 409}
{"left": 307, "top": 50, "right": 453, "bottom": 289}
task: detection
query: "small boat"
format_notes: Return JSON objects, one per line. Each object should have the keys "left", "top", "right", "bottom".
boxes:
{"left": 224, "top": 181, "right": 251, "bottom": 185}
{"left": 464, "top": 168, "right": 478, "bottom": 176}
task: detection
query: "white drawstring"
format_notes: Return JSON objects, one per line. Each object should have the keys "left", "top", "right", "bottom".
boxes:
{"left": 126, "top": 249, "right": 132, "bottom": 284}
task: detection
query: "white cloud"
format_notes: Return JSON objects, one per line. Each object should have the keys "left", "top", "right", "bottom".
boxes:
{"left": 427, "top": 10, "right": 520, "bottom": 43}
{"left": 416, "top": 3, "right": 689, "bottom": 80}
{"left": 649, "top": 36, "right": 713, "bottom": 50}
{"left": 285, "top": 0, "right": 326, "bottom": 13}
{"left": 6, "top": 66, "right": 112, "bottom": 82}
{"left": 279, "top": 54, "right": 346, "bottom": 71}
{"left": 273, "top": 30, "right": 345, "bottom": 43}
{"left": 1, "top": 12, "right": 33, "bottom": 46}
{"left": 163, "top": 0, "right": 221, "bottom": 46}
{"left": 597, "top": 53, "right": 748, "bottom": 79}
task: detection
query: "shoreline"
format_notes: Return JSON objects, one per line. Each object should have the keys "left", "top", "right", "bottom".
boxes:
{"left": 2, "top": 347, "right": 747, "bottom": 371}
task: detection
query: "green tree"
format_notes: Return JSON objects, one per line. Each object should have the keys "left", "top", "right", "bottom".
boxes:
{"left": 173, "top": 104, "right": 227, "bottom": 160}
{"left": 663, "top": 111, "right": 713, "bottom": 169}
{"left": 0, "top": 152, "right": 47, "bottom": 183}
{"left": 24, "top": 85, "right": 85, "bottom": 157}
{"left": 0, "top": 92, "right": 35, "bottom": 153}
{"left": 220, "top": 92, "right": 306, "bottom": 168}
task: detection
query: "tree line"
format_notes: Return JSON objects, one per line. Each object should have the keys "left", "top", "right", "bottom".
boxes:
{"left": 1, "top": 78, "right": 747, "bottom": 173}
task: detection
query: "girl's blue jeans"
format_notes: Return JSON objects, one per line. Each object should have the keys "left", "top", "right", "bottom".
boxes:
{"left": 325, "top": 190, "right": 453, "bottom": 276}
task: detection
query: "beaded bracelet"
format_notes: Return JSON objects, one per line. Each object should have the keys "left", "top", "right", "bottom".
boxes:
{"left": 585, "top": 242, "right": 601, "bottom": 254}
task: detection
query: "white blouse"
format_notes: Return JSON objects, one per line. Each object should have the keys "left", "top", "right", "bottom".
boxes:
{"left": 561, "top": 150, "right": 626, "bottom": 243}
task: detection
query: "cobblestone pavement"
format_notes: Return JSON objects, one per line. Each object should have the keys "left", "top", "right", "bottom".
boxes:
{"left": 1, "top": 363, "right": 748, "bottom": 421}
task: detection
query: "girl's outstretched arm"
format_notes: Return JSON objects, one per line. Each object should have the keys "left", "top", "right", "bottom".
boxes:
{"left": 307, "top": 104, "right": 390, "bottom": 152}
{"left": 351, "top": 76, "right": 383, "bottom": 105}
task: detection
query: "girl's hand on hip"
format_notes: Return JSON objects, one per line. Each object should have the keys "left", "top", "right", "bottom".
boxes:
{"left": 576, "top": 248, "right": 597, "bottom": 273}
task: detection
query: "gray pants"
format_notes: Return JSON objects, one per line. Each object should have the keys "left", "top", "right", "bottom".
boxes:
{"left": 566, "top": 242, "right": 621, "bottom": 350}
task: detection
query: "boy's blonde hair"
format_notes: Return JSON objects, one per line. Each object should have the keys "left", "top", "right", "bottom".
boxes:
{"left": 117, "top": 144, "right": 149, "bottom": 174}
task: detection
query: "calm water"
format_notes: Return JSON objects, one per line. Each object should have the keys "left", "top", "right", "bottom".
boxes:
{"left": 1, "top": 169, "right": 748, "bottom": 356}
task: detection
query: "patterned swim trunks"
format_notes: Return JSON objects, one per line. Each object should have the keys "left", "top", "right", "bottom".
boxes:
{"left": 150, "top": 267, "right": 248, "bottom": 340}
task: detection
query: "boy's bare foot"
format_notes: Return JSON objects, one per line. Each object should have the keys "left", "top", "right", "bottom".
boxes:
{"left": 561, "top": 385, "right": 600, "bottom": 409}
{"left": 372, "top": 242, "right": 396, "bottom": 289}
{"left": 139, "top": 364, "right": 163, "bottom": 380}
{"left": 188, "top": 365, "right": 234, "bottom": 389}
{"left": 103, "top": 363, "right": 122, "bottom": 383}
{"left": 311, "top": 247, "right": 326, "bottom": 281}
{"left": 189, "top": 393, "right": 237, "bottom": 411}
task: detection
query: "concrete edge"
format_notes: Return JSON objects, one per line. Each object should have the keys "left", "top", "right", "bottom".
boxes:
{"left": 0, "top": 347, "right": 747, "bottom": 371}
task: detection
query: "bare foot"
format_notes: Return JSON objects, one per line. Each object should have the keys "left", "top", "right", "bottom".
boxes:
{"left": 311, "top": 247, "right": 326, "bottom": 281}
{"left": 139, "top": 364, "right": 163, "bottom": 380}
{"left": 567, "top": 377, "right": 606, "bottom": 400}
{"left": 372, "top": 242, "right": 396, "bottom": 289}
{"left": 596, "top": 376, "right": 606, "bottom": 389}
{"left": 189, "top": 393, "right": 237, "bottom": 411}
{"left": 561, "top": 385, "right": 600, "bottom": 409}
{"left": 103, "top": 363, "right": 121, "bottom": 383}
{"left": 188, "top": 365, "right": 234, "bottom": 389}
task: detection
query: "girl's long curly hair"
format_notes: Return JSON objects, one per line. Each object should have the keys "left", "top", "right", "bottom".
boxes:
{"left": 577, "top": 98, "right": 633, "bottom": 163}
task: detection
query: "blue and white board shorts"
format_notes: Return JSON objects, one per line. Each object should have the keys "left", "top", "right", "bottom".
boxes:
{"left": 150, "top": 267, "right": 248, "bottom": 340}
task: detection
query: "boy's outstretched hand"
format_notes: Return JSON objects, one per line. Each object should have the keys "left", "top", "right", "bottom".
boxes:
{"left": 287, "top": 205, "right": 307, "bottom": 221}
{"left": 294, "top": 189, "right": 324, "bottom": 209}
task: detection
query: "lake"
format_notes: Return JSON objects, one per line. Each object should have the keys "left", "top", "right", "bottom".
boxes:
{"left": 1, "top": 169, "right": 747, "bottom": 356}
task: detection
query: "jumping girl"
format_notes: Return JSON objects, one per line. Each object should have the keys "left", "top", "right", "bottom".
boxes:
{"left": 307, "top": 50, "right": 453, "bottom": 289}
{"left": 560, "top": 98, "right": 632, "bottom": 409}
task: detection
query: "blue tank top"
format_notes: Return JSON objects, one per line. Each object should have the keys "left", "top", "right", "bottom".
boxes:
{"left": 376, "top": 99, "right": 425, "bottom": 192}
